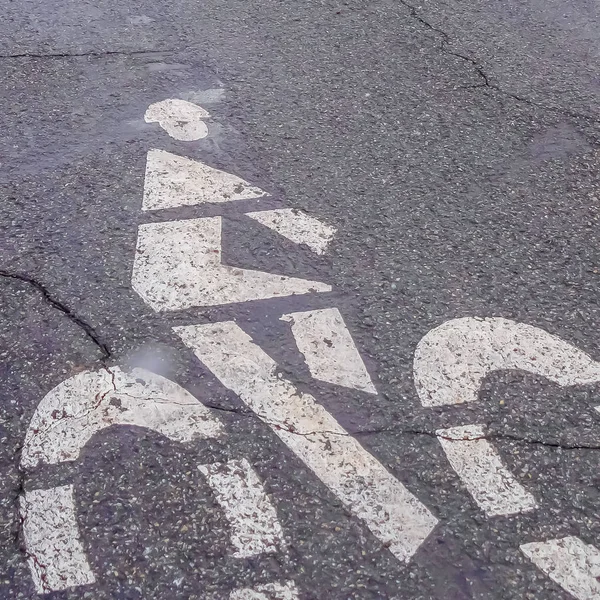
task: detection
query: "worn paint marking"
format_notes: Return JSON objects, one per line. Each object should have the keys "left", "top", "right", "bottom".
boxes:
{"left": 175, "top": 321, "right": 438, "bottom": 562}
{"left": 21, "top": 366, "right": 223, "bottom": 469}
{"left": 198, "top": 459, "right": 286, "bottom": 558}
{"left": 143, "top": 149, "right": 268, "bottom": 210}
{"left": 20, "top": 486, "right": 95, "bottom": 593}
{"left": 521, "top": 537, "right": 600, "bottom": 600}
{"left": 436, "top": 425, "right": 537, "bottom": 516}
{"left": 131, "top": 217, "right": 331, "bottom": 311}
{"left": 145, "top": 99, "right": 210, "bottom": 141}
{"left": 246, "top": 209, "right": 336, "bottom": 255}
{"left": 414, "top": 317, "right": 600, "bottom": 407}
{"left": 229, "top": 580, "right": 300, "bottom": 599}
{"left": 281, "top": 308, "right": 376, "bottom": 394}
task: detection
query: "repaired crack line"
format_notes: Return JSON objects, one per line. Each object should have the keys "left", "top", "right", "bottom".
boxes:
{"left": 0, "top": 270, "right": 111, "bottom": 360}
{"left": 397, "top": 0, "right": 600, "bottom": 125}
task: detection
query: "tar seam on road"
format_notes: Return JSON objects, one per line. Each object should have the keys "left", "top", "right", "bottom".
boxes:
{"left": 0, "top": 49, "right": 178, "bottom": 60}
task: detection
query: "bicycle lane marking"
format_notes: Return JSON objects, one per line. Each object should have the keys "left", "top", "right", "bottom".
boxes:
{"left": 18, "top": 96, "right": 437, "bottom": 597}
{"left": 129, "top": 100, "right": 600, "bottom": 597}
{"left": 18, "top": 96, "right": 600, "bottom": 599}
{"left": 141, "top": 94, "right": 441, "bottom": 548}
{"left": 137, "top": 97, "right": 438, "bottom": 561}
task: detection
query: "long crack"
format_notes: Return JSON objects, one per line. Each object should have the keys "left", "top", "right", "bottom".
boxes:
{"left": 277, "top": 423, "right": 600, "bottom": 450}
{"left": 397, "top": 0, "right": 600, "bottom": 125}
{"left": 354, "top": 426, "right": 600, "bottom": 450}
{"left": 0, "top": 49, "right": 176, "bottom": 60}
{"left": 4, "top": 270, "right": 114, "bottom": 580}
{"left": 176, "top": 398, "right": 600, "bottom": 450}
{"left": 16, "top": 494, "right": 54, "bottom": 595}
{"left": 22, "top": 372, "right": 596, "bottom": 451}
{"left": 0, "top": 270, "right": 111, "bottom": 360}
{"left": 62, "top": 386, "right": 600, "bottom": 451}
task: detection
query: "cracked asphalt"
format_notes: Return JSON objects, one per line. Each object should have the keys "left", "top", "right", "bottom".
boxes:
{"left": 1, "top": 0, "right": 599, "bottom": 598}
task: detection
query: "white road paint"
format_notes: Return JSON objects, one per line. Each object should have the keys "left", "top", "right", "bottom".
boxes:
{"left": 175, "top": 321, "right": 438, "bottom": 562}
{"left": 281, "top": 308, "right": 376, "bottom": 394}
{"left": 415, "top": 318, "right": 600, "bottom": 594}
{"left": 198, "top": 459, "right": 286, "bottom": 558}
{"left": 143, "top": 149, "right": 267, "bottom": 210}
{"left": 521, "top": 537, "right": 600, "bottom": 600}
{"left": 20, "top": 485, "right": 95, "bottom": 593}
{"left": 230, "top": 581, "right": 299, "bottom": 599}
{"left": 436, "top": 424, "right": 537, "bottom": 516}
{"left": 21, "top": 366, "right": 223, "bottom": 468}
{"left": 132, "top": 218, "right": 331, "bottom": 311}
{"left": 144, "top": 99, "right": 210, "bottom": 141}
{"left": 414, "top": 317, "right": 600, "bottom": 407}
{"left": 21, "top": 369, "right": 296, "bottom": 594}
{"left": 246, "top": 209, "right": 336, "bottom": 255}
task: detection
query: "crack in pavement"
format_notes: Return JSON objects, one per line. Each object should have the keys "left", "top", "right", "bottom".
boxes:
{"left": 16, "top": 494, "right": 54, "bottom": 595}
{"left": 0, "top": 48, "right": 177, "bottom": 60}
{"left": 397, "top": 0, "right": 600, "bottom": 125}
{"left": 190, "top": 403, "right": 600, "bottom": 451}
{"left": 0, "top": 270, "right": 111, "bottom": 360}
{"left": 10, "top": 462, "right": 50, "bottom": 593}
{"left": 349, "top": 425, "right": 600, "bottom": 450}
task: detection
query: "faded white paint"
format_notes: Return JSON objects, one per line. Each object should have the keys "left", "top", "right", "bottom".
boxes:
{"left": 246, "top": 209, "right": 336, "bottom": 255}
{"left": 281, "top": 308, "right": 376, "bottom": 394}
{"left": 229, "top": 580, "right": 300, "bottom": 599}
{"left": 21, "top": 367, "right": 223, "bottom": 468}
{"left": 145, "top": 99, "right": 210, "bottom": 141}
{"left": 414, "top": 317, "right": 600, "bottom": 407}
{"left": 436, "top": 424, "right": 537, "bottom": 516}
{"left": 20, "top": 486, "right": 95, "bottom": 593}
{"left": 175, "top": 321, "right": 438, "bottom": 562}
{"left": 132, "top": 218, "right": 331, "bottom": 311}
{"left": 521, "top": 537, "right": 600, "bottom": 600}
{"left": 143, "top": 149, "right": 267, "bottom": 210}
{"left": 198, "top": 459, "right": 285, "bottom": 558}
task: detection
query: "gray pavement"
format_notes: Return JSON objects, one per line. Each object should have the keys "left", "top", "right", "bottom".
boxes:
{"left": 1, "top": 0, "right": 599, "bottom": 598}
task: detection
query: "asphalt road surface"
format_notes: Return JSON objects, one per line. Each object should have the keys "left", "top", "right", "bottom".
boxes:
{"left": 1, "top": 0, "right": 600, "bottom": 598}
